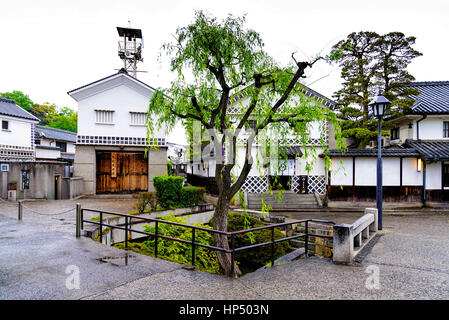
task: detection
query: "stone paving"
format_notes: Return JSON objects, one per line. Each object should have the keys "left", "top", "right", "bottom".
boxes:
{"left": 0, "top": 198, "right": 449, "bottom": 300}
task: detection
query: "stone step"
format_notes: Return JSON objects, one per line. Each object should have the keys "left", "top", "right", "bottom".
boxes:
{"left": 289, "top": 239, "right": 315, "bottom": 251}
{"left": 248, "top": 204, "right": 319, "bottom": 210}
{"left": 256, "top": 248, "right": 306, "bottom": 271}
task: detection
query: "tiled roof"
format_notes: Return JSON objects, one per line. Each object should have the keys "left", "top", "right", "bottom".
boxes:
{"left": 35, "top": 125, "right": 76, "bottom": 143}
{"left": 229, "top": 83, "right": 336, "bottom": 111}
{"left": 404, "top": 139, "right": 449, "bottom": 161}
{"left": 327, "top": 140, "right": 449, "bottom": 161}
{"left": 280, "top": 145, "right": 303, "bottom": 158}
{"left": 326, "top": 147, "right": 420, "bottom": 158}
{"left": 0, "top": 98, "right": 39, "bottom": 121}
{"left": 408, "top": 81, "right": 449, "bottom": 114}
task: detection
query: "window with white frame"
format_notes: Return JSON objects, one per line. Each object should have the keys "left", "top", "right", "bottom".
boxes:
{"left": 130, "top": 112, "right": 147, "bottom": 126}
{"left": 95, "top": 110, "right": 114, "bottom": 124}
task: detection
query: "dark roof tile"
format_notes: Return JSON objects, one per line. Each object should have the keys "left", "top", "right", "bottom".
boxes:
{"left": 326, "top": 148, "right": 420, "bottom": 158}
{"left": 35, "top": 125, "right": 76, "bottom": 143}
{"left": 0, "top": 98, "right": 39, "bottom": 121}
{"left": 404, "top": 139, "right": 449, "bottom": 161}
{"left": 407, "top": 81, "right": 449, "bottom": 114}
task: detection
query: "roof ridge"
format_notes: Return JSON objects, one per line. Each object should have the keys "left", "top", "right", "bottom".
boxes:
{"left": 67, "top": 70, "right": 156, "bottom": 96}
{"left": 409, "top": 81, "right": 449, "bottom": 86}
{"left": 0, "top": 97, "right": 15, "bottom": 104}
{"left": 36, "top": 125, "right": 76, "bottom": 134}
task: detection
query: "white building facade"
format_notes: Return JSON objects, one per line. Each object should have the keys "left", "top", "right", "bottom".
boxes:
{"left": 328, "top": 81, "right": 449, "bottom": 205}
{"left": 68, "top": 68, "right": 167, "bottom": 195}
{"left": 35, "top": 125, "right": 76, "bottom": 164}
{"left": 186, "top": 85, "right": 336, "bottom": 197}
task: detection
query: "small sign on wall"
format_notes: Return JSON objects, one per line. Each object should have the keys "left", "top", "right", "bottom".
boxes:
{"left": 1, "top": 164, "right": 9, "bottom": 172}
{"left": 111, "top": 153, "right": 117, "bottom": 178}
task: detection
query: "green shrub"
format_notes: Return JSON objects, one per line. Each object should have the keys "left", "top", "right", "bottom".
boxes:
{"left": 142, "top": 213, "right": 220, "bottom": 274}
{"left": 153, "top": 175, "right": 184, "bottom": 208}
{"left": 132, "top": 192, "right": 158, "bottom": 213}
{"left": 179, "top": 186, "right": 206, "bottom": 207}
{"left": 153, "top": 175, "right": 205, "bottom": 208}
{"left": 210, "top": 212, "right": 290, "bottom": 272}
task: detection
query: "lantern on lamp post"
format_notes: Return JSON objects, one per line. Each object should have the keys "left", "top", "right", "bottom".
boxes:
{"left": 368, "top": 90, "right": 390, "bottom": 230}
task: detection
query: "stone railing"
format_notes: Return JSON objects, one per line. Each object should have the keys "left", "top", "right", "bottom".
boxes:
{"left": 332, "top": 208, "right": 378, "bottom": 264}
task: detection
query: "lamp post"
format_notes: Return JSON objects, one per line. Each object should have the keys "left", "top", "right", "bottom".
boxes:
{"left": 368, "top": 90, "right": 390, "bottom": 230}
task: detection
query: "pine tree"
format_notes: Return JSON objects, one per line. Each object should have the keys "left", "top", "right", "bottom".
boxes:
{"left": 330, "top": 31, "right": 422, "bottom": 148}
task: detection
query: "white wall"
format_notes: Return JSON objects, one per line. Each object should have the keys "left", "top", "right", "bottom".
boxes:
{"left": 330, "top": 157, "right": 429, "bottom": 187}
{"left": 0, "top": 116, "right": 34, "bottom": 148}
{"left": 77, "top": 84, "right": 165, "bottom": 139}
{"left": 66, "top": 143, "right": 76, "bottom": 153}
{"left": 402, "top": 158, "right": 423, "bottom": 186}
{"left": 414, "top": 116, "right": 449, "bottom": 140}
{"left": 35, "top": 147, "right": 61, "bottom": 159}
{"left": 296, "top": 147, "right": 326, "bottom": 176}
{"left": 330, "top": 157, "right": 353, "bottom": 186}
{"left": 426, "top": 162, "right": 441, "bottom": 190}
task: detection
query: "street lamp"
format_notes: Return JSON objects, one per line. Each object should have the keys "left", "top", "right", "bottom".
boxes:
{"left": 368, "top": 90, "right": 390, "bottom": 230}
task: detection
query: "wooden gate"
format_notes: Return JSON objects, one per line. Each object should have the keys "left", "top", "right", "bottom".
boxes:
{"left": 96, "top": 152, "right": 148, "bottom": 194}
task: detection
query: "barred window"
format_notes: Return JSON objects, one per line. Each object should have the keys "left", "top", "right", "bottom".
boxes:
{"left": 130, "top": 112, "right": 147, "bottom": 125}
{"left": 444, "top": 122, "right": 449, "bottom": 138}
{"left": 391, "top": 127, "right": 400, "bottom": 140}
{"left": 95, "top": 110, "right": 114, "bottom": 124}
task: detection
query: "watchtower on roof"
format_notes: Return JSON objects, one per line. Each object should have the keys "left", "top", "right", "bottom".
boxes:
{"left": 117, "top": 25, "right": 144, "bottom": 78}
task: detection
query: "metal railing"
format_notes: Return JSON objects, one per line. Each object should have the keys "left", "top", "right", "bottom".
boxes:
{"left": 77, "top": 206, "right": 334, "bottom": 273}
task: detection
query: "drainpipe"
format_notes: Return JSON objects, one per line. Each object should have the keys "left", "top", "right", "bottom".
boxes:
{"left": 416, "top": 115, "right": 427, "bottom": 140}
{"left": 423, "top": 160, "right": 427, "bottom": 207}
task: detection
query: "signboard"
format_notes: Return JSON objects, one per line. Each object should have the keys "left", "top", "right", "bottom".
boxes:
{"left": 1, "top": 164, "right": 9, "bottom": 172}
{"left": 111, "top": 153, "right": 117, "bottom": 178}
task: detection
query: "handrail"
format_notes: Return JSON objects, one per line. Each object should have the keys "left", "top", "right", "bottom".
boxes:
{"left": 78, "top": 207, "right": 332, "bottom": 274}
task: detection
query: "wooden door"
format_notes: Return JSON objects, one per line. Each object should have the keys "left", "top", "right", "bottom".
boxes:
{"left": 96, "top": 152, "right": 148, "bottom": 194}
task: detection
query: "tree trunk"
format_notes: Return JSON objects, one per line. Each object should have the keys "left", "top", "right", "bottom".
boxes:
{"left": 213, "top": 187, "right": 242, "bottom": 277}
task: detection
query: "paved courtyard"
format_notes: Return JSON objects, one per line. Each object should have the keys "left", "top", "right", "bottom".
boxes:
{"left": 0, "top": 199, "right": 449, "bottom": 300}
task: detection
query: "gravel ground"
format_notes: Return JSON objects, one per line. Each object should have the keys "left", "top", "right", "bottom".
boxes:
{"left": 0, "top": 198, "right": 448, "bottom": 300}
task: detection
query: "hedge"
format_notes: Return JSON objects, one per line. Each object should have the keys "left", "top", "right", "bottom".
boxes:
{"left": 153, "top": 175, "right": 205, "bottom": 209}
{"left": 153, "top": 175, "right": 184, "bottom": 208}
{"left": 179, "top": 186, "right": 205, "bottom": 207}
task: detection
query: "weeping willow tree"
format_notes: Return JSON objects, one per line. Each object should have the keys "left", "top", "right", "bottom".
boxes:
{"left": 148, "top": 10, "right": 345, "bottom": 277}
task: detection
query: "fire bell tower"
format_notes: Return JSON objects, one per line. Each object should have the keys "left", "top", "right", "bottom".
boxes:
{"left": 116, "top": 25, "right": 144, "bottom": 78}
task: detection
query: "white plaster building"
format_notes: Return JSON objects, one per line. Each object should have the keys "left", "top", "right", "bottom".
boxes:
{"left": 0, "top": 97, "right": 39, "bottom": 160}
{"left": 186, "top": 85, "right": 336, "bottom": 198}
{"left": 35, "top": 125, "right": 76, "bottom": 163}
{"left": 68, "top": 68, "right": 167, "bottom": 195}
{"left": 0, "top": 98, "right": 78, "bottom": 200}
{"left": 328, "top": 81, "right": 449, "bottom": 205}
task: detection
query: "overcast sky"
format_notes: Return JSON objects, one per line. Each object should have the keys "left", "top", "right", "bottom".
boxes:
{"left": 1, "top": 0, "right": 448, "bottom": 144}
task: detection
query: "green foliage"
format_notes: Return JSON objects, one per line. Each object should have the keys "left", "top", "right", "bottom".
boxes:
{"left": 143, "top": 214, "right": 220, "bottom": 274}
{"left": 0, "top": 90, "right": 77, "bottom": 133}
{"left": 132, "top": 192, "right": 158, "bottom": 213}
{"left": 179, "top": 186, "right": 206, "bottom": 207}
{"left": 153, "top": 175, "right": 204, "bottom": 208}
{"left": 0, "top": 90, "right": 34, "bottom": 111}
{"left": 148, "top": 11, "right": 345, "bottom": 274}
{"left": 46, "top": 106, "right": 77, "bottom": 132}
{"left": 29, "top": 103, "right": 58, "bottom": 125}
{"left": 153, "top": 175, "right": 184, "bottom": 208}
{"left": 330, "top": 31, "right": 422, "bottom": 147}
{"left": 114, "top": 242, "right": 155, "bottom": 257}
{"left": 211, "top": 212, "right": 290, "bottom": 271}
{"left": 167, "top": 160, "right": 173, "bottom": 176}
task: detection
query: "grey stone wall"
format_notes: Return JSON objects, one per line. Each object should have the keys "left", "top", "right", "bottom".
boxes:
{"left": 0, "top": 161, "right": 66, "bottom": 200}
